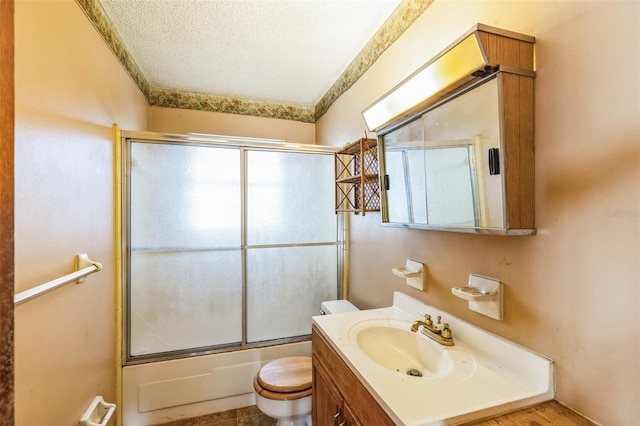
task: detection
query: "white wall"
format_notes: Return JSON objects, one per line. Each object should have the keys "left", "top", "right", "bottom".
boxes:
{"left": 14, "top": 1, "right": 148, "bottom": 425}
{"left": 316, "top": 1, "right": 640, "bottom": 425}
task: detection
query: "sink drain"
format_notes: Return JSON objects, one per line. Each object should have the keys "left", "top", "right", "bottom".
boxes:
{"left": 406, "top": 368, "right": 422, "bottom": 377}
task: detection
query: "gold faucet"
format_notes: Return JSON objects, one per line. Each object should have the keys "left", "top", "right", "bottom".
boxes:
{"left": 410, "top": 314, "right": 455, "bottom": 346}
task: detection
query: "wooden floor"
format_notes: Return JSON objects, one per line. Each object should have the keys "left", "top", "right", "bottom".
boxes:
{"left": 464, "top": 401, "right": 598, "bottom": 426}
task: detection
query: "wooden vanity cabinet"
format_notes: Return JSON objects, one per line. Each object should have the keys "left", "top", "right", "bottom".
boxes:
{"left": 312, "top": 325, "right": 394, "bottom": 426}
{"left": 313, "top": 360, "right": 362, "bottom": 426}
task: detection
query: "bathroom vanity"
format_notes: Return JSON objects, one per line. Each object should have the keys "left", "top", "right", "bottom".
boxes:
{"left": 312, "top": 326, "right": 394, "bottom": 425}
{"left": 311, "top": 292, "right": 554, "bottom": 425}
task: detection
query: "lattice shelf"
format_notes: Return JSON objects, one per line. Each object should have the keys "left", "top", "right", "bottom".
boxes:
{"left": 335, "top": 138, "right": 380, "bottom": 215}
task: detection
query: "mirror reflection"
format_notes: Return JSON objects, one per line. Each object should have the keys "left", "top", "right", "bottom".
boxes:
{"left": 380, "top": 77, "right": 506, "bottom": 231}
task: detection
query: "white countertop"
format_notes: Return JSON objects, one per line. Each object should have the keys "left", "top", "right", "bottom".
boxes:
{"left": 312, "top": 292, "right": 554, "bottom": 425}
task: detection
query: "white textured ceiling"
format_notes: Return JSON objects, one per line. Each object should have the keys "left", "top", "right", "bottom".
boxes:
{"left": 98, "top": 0, "right": 402, "bottom": 106}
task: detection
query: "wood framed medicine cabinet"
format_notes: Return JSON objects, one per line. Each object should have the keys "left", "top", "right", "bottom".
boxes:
{"left": 369, "top": 24, "right": 536, "bottom": 235}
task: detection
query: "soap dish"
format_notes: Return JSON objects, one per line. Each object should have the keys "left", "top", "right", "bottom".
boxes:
{"left": 392, "top": 259, "right": 424, "bottom": 290}
{"left": 451, "top": 286, "right": 496, "bottom": 301}
{"left": 452, "top": 274, "right": 503, "bottom": 320}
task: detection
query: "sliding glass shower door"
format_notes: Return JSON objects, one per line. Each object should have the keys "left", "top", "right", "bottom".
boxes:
{"left": 125, "top": 136, "right": 338, "bottom": 362}
{"left": 245, "top": 150, "right": 337, "bottom": 342}
{"left": 128, "top": 143, "right": 243, "bottom": 357}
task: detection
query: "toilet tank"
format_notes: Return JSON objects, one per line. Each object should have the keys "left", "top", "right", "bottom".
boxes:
{"left": 320, "top": 300, "right": 359, "bottom": 315}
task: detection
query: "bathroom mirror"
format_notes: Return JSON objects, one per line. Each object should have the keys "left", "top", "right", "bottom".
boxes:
{"left": 378, "top": 74, "right": 535, "bottom": 235}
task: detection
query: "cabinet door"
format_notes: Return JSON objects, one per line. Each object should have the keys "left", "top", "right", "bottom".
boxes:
{"left": 343, "top": 402, "right": 363, "bottom": 426}
{"left": 312, "top": 326, "right": 395, "bottom": 425}
{"left": 313, "top": 360, "right": 344, "bottom": 426}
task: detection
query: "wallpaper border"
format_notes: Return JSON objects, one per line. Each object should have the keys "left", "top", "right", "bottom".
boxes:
{"left": 76, "top": 0, "right": 431, "bottom": 124}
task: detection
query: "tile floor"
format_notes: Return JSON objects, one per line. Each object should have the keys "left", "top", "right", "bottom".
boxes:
{"left": 148, "top": 405, "right": 275, "bottom": 426}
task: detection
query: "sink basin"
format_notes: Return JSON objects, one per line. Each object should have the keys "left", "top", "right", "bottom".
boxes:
{"left": 350, "top": 320, "right": 453, "bottom": 378}
{"left": 314, "top": 292, "right": 554, "bottom": 425}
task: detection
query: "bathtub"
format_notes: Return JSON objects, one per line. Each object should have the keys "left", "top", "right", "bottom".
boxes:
{"left": 122, "top": 341, "right": 311, "bottom": 425}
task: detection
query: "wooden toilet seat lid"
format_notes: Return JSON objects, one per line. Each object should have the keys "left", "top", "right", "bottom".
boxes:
{"left": 257, "top": 356, "right": 312, "bottom": 393}
{"left": 253, "top": 375, "right": 312, "bottom": 401}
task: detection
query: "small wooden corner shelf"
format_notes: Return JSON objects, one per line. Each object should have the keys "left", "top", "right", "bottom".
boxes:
{"left": 334, "top": 138, "right": 380, "bottom": 215}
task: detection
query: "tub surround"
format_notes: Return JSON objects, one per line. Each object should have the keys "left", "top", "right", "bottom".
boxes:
{"left": 123, "top": 342, "right": 311, "bottom": 425}
{"left": 312, "top": 292, "right": 554, "bottom": 425}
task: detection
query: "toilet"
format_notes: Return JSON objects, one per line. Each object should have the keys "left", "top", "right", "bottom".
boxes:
{"left": 253, "top": 299, "right": 359, "bottom": 426}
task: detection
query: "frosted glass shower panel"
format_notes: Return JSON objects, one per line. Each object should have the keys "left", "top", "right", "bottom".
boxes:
{"left": 125, "top": 135, "right": 341, "bottom": 360}
{"left": 246, "top": 246, "right": 338, "bottom": 342}
{"left": 130, "top": 250, "right": 242, "bottom": 356}
{"left": 130, "top": 142, "right": 241, "bottom": 249}
{"left": 246, "top": 151, "right": 335, "bottom": 245}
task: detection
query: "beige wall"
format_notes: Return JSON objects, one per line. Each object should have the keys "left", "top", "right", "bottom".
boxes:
{"left": 150, "top": 106, "right": 316, "bottom": 144}
{"left": 14, "top": 1, "right": 148, "bottom": 425}
{"left": 13, "top": 0, "right": 640, "bottom": 425}
{"left": 317, "top": 1, "right": 639, "bottom": 425}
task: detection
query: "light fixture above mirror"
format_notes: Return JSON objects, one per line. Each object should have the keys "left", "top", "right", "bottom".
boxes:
{"left": 362, "top": 24, "right": 535, "bottom": 134}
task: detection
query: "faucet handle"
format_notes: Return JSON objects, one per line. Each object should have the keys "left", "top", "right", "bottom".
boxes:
{"left": 423, "top": 313, "right": 433, "bottom": 326}
{"left": 441, "top": 324, "right": 452, "bottom": 339}
{"left": 417, "top": 311, "right": 433, "bottom": 325}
